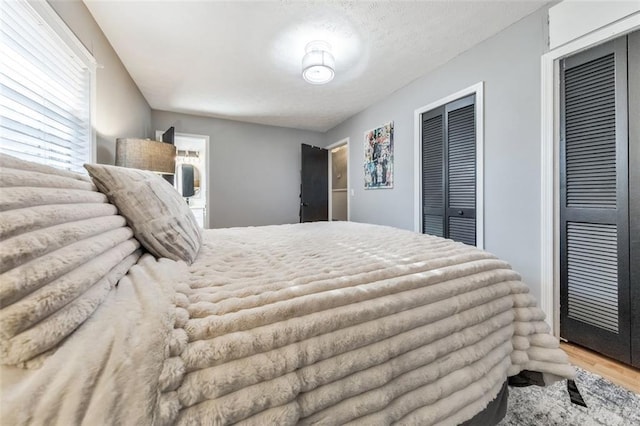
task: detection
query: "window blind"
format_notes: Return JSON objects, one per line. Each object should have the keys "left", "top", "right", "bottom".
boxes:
{"left": 0, "top": 0, "right": 94, "bottom": 173}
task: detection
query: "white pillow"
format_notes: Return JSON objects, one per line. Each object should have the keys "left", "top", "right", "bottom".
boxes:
{"left": 84, "top": 164, "right": 202, "bottom": 264}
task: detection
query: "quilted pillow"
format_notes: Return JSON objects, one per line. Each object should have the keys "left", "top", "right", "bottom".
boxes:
{"left": 0, "top": 154, "right": 142, "bottom": 366}
{"left": 84, "top": 164, "right": 202, "bottom": 264}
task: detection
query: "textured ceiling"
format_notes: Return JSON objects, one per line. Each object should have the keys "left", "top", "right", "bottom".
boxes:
{"left": 84, "top": 1, "right": 547, "bottom": 132}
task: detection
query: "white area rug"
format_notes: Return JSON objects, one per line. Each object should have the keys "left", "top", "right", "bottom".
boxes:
{"left": 499, "top": 367, "right": 640, "bottom": 426}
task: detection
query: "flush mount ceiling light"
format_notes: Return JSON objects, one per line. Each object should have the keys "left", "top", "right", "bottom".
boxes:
{"left": 302, "top": 40, "right": 335, "bottom": 85}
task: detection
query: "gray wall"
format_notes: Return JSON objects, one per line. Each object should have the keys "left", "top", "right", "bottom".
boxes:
{"left": 324, "top": 7, "right": 549, "bottom": 302}
{"left": 49, "top": 0, "right": 152, "bottom": 165}
{"left": 49, "top": 0, "right": 550, "bottom": 300}
{"left": 152, "top": 111, "right": 325, "bottom": 229}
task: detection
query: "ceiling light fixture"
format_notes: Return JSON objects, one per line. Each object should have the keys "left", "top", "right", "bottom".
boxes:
{"left": 302, "top": 40, "right": 335, "bottom": 85}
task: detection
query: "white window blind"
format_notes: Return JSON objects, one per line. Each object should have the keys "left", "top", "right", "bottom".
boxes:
{"left": 0, "top": 0, "right": 95, "bottom": 173}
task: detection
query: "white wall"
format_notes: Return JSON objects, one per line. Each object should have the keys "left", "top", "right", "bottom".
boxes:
{"left": 49, "top": 0, "right": 152, "bottom": 165}
{"left": 549, "top": 1, "right": 640, "bottom": 49}
{"left": 324, "top": 6, "right": 550, "bottom": 302}
{"left": 152, "top": 110, "right": 325, "bottom": 228}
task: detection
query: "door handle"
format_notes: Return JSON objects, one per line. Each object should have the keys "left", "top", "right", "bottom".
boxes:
{"left": 301, "top": 202, "right": 309, "bottom": 207}
{"left": 457, "top": 210, "right": 464, "bottom": 216}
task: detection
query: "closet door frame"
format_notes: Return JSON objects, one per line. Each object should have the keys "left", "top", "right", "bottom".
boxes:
{"left": 628, "top": 31, "right": 640, "bottom": 366}
{"left": 539, "top": 14, "right": 640, "bottom": 338}
{"left": 559, "top": 37, "right": 631, "bottom": 363}
{"left": 413, "top": 82, "right": 484, "bottom": 249}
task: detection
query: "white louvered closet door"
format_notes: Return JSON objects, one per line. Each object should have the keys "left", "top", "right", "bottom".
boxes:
{"left": 560, "top": 35, "right": 635, "bottom": 365}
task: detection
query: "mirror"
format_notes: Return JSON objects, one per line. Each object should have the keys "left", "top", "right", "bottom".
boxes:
{"left": 192, "top": 165, "right": 201, "bottom": 197}
{"left": 176, "top": 163, "right": 201, "bottom": 199}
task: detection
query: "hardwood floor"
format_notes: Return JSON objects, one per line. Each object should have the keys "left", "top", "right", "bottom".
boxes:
{"left": 560, "top": 342, "right": 640, "bottom": 394}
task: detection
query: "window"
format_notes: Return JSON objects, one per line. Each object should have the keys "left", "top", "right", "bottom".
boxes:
{"left": 0, "top": 0, "right": 95, "bottom": 173}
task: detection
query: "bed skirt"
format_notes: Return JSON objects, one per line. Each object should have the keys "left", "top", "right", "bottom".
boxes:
{"left": 462, "top": 381, "right": 508, "bottom": 426}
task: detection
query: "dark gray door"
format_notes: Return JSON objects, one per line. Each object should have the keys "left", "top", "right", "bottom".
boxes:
{"left": 629, "top": 30, "right": 640, "bottom": 369}
{"left": 161, "top": 127, "right": 175, "bottom": 185}
{"left": 300, "top": 144, "right": 328, "bottom": 222}
{"left": 162, "top": 126, "right": 175, "bottom": 144}
{"left": 559, "top": 37, "right": 632, "bottom": 364}
{"left": 421, "top": 94, "right": 476, "bottom": 245}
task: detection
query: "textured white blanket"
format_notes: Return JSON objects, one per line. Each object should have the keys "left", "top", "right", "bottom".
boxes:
{"left": 0, "top": 255, "right": 187, "bottom": 425}
{"left": 1, "top": 222, "right": 574, "bottom": 425}
{"left": 174, "top": 222, "right": 574, "bottom": 425}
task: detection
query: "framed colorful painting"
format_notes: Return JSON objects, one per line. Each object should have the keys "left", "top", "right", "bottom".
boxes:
{"left": 364, "top": 121, "right": 393, "bottom": 189}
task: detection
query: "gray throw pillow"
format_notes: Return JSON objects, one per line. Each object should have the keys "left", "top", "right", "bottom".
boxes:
{"left": 84, "top": 164, "right": 202, "bottom": 265}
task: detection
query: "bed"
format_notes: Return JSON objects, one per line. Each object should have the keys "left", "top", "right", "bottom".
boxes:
{"left": 0, "top": 153, "right": 575, "bottom": 425}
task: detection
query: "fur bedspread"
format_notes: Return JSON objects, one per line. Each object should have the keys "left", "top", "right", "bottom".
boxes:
{"left": 1, "top": 222, "right": 574, "bottom": 425}
{"left": 0, "top": 254, "right": 187, "bottom": 425}
{"left": 176, "top": 222, "right": 573, "bottom": 425}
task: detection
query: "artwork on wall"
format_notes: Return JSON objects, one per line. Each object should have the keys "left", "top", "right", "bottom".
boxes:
{"left": 364, "top": 121, "right": 394, "bottom": 189}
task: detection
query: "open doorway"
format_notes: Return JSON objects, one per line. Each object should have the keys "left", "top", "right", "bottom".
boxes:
{"left": 327, "top": 138, "right": 349, "bottom": 221}
{"left": 156, "top": 130, "right": 210, "bottom": 229}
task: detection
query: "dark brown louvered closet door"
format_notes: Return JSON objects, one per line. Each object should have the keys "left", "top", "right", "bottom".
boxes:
{"left": 560, "top": 34, "right": 639, "bottom": 367}
{"left": 422, "top": 95, "right": 476, "bottom": 245}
